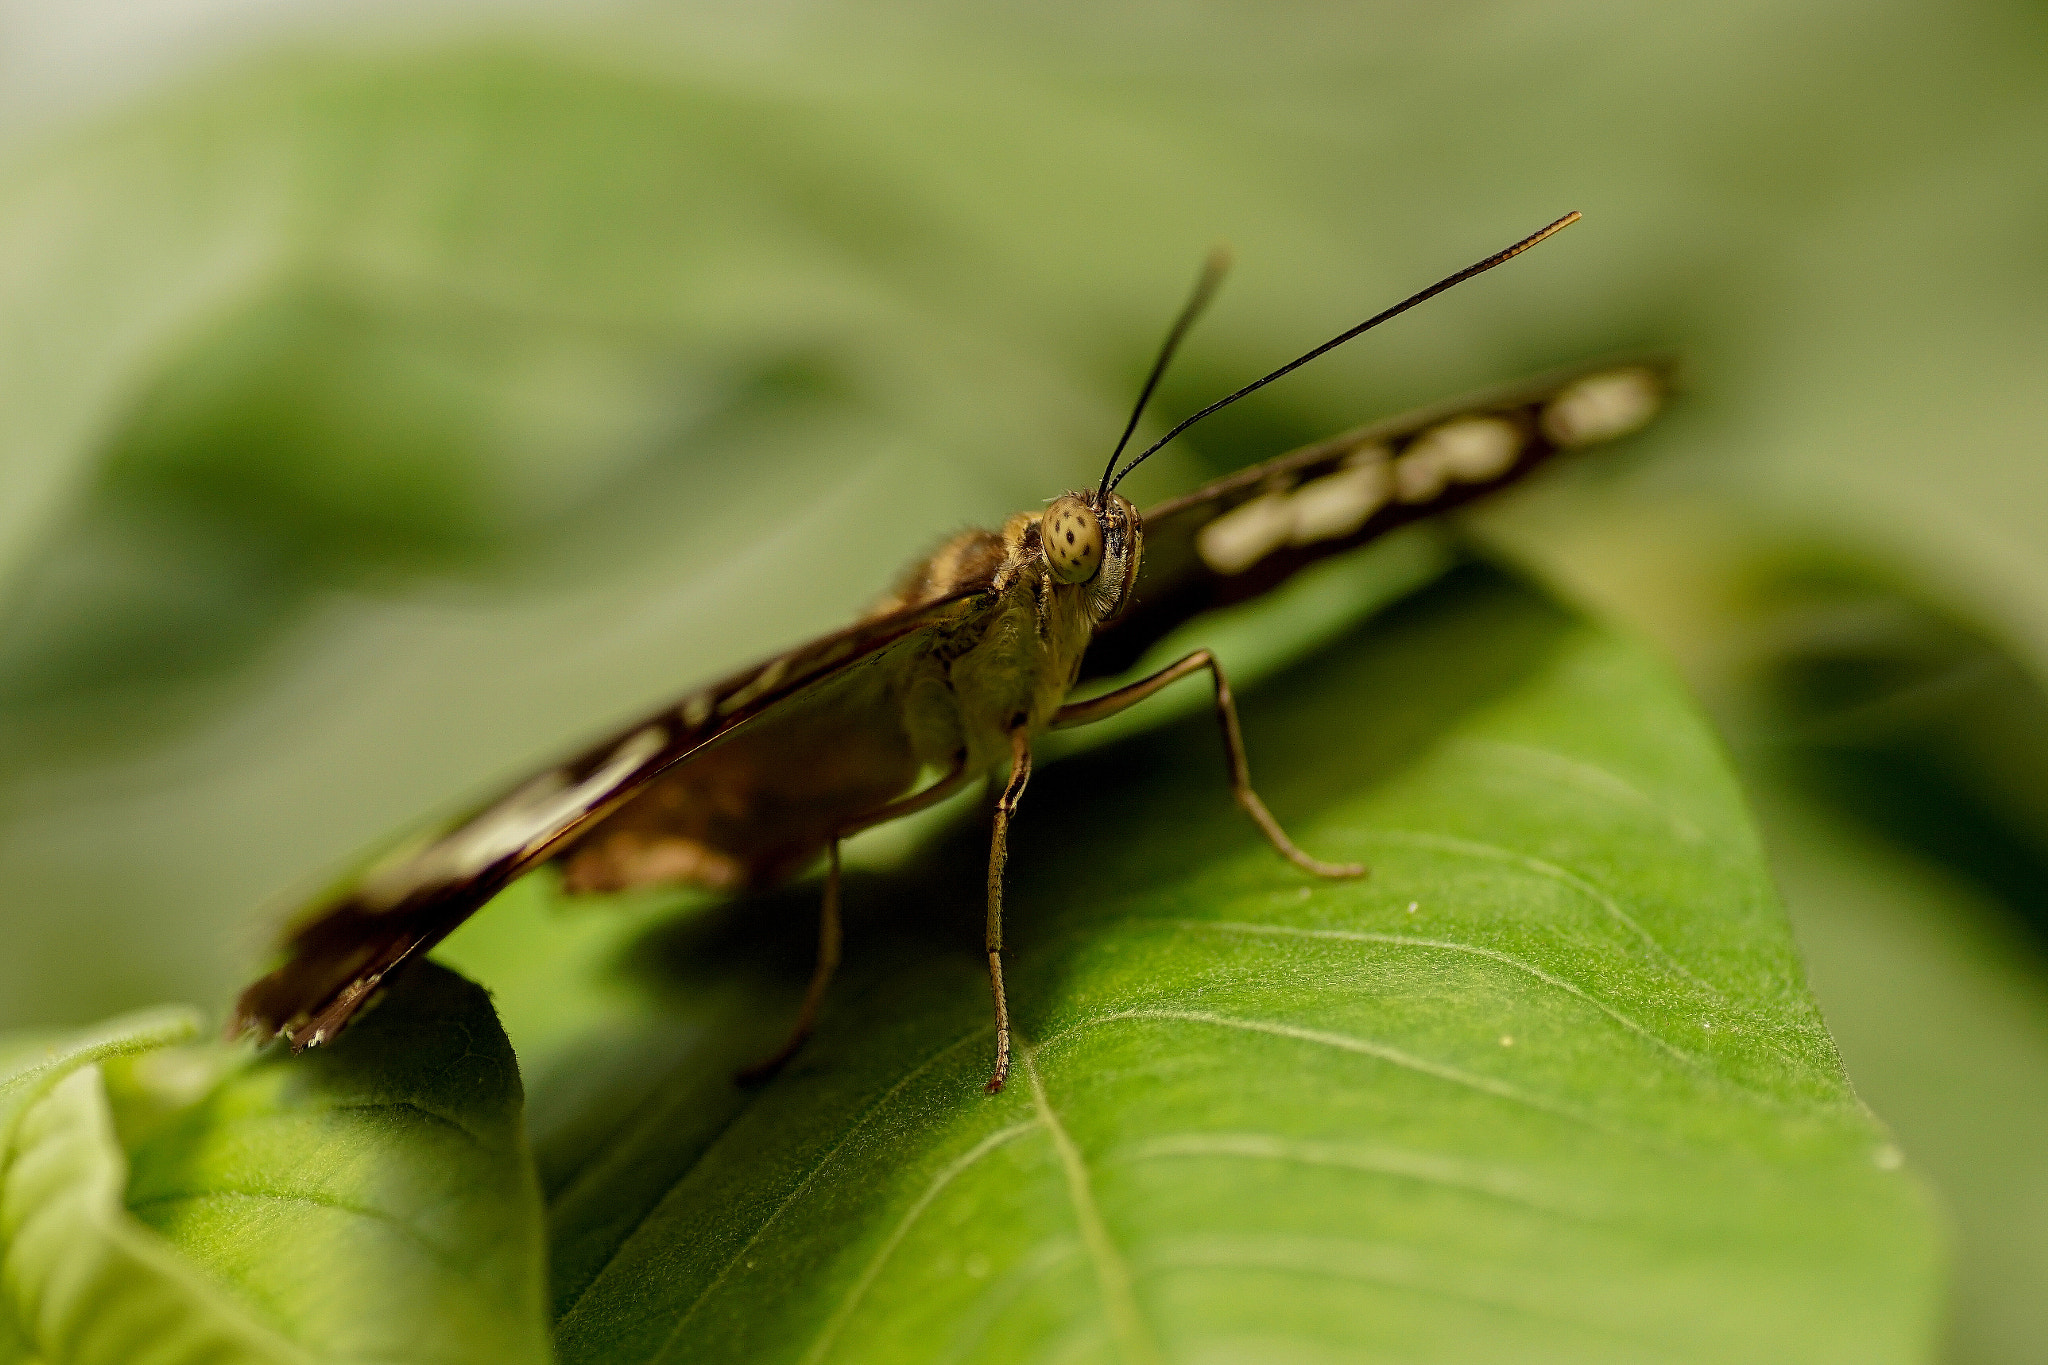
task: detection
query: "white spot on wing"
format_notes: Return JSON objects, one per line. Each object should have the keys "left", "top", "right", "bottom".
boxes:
{"left": 1541, "top": 368, "right": 1662, "bottom": 446}
{"left": 1396, "top": 416, "right": 1521, "bottom": 502}
{"left": 1288, "top": 450, "right": 1393, "bottom": 545}
{"left": 1392, "top": 451, "right": 1446, "bottom": 502}
{"left": 719, "top": 654, "right": 791, "bottom": 716}
{"left": 1197, "top": 493, "right": 1294, "bottom": 575}
{"left": 360, "top": 725, "right": 668, "bottom": 908}
{"left": 682, "top": 692, "right": 712, "bottom": 728}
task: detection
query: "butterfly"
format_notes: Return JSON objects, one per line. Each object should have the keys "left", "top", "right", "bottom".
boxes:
{"left": 231, "top": 211, "right": 1668, "bottom": 1092}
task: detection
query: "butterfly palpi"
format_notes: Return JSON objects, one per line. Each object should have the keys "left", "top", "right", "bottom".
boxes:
{"left": 231, "top": 211, "right": 1668, "bottom": 1092}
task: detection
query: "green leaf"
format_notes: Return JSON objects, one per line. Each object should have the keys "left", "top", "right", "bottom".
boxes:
{"left": 455, "top": 565, "right": 1941, "bottom": 1363}
{"left": 0, "top": 1007, "right": 202, "bottom": 1151}
{"left": 0, "top": 1005, "right": 275, "bottom": 1365}
{"left": 0, "top": 967, "right": 552, "bottom": 1365}
{"left": 3, "top": 1062, "right": 307, "bottom": 1365}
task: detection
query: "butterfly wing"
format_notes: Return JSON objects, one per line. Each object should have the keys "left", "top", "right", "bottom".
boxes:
{"left": 1084, "top": 358, "right": 1670, "bottom": 677}
{"left": 231, "top": 584, "right": 989, "bottom": 1049}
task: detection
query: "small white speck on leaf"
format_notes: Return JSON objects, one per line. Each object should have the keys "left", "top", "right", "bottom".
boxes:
{"left": 1406, "top": 902, "right": 1419, "bottom": 914}
{"left": 1499, "top": 1035, "right": 1514, "bottom": 1047}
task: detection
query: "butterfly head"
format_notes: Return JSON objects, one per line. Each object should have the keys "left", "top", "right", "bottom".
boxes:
{"left": 1041, "top": 491, "right": 1141, "bottom": 623}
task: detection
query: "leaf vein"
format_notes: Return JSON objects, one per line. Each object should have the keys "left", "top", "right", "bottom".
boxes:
{"left": 1048, "top": 1009, "right": 1597, "bottom": 1127}
{"left": 327, "top": 1099, "right": 485, "bottom": 1148}
{"left": 126, "top": 1186, "right": 462, "bottom": 1267}
{"left": 1141, "top": 1234, "right": 1648, "bottom": 1341}
{"left": 1454, "top": 739, "right": 1706, "bottom": 843}
{"left": 1116, "top": 1133, "right": 1594, "bottom": 1219}
{"left": 616, "top": 1026, "right": 986, "bottom": 1363}
{"left": 1021, "top": 1042, "right": 1162, "bottom": 1365}
{"left": 1365, "top": 828, "right": 1720, "bottom": 995}
{"left": 1168, "top": 918, "right": 1704, "bottom": 1069}
{"left": 799, "top": 1120, "right": 1041, "bottom": 1365}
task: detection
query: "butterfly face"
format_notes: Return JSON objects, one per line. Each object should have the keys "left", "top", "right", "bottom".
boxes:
{"left": 1082, "top": 491, "right": 1142, "bottom": 625}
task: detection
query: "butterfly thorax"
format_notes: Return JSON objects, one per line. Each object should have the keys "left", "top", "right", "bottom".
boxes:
{"left": 555, "top": 495, "right": 1137, "bottom": 896}
{"left": 903, "top": 509, "right": 1104, "bottom": 777}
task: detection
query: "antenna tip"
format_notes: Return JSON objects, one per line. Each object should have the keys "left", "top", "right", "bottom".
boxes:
{"left": 1513, "top": 212, "right": 1582, "bottom": 256}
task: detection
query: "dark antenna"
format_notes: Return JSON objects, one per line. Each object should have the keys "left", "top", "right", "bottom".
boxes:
{"left": 1096, "top": 246, "right": 1232, "bottom": 506}
{"left": 1105, "top": 211, "right": 1581, "bottom": 496}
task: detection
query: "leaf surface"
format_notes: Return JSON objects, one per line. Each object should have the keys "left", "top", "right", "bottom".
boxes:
{"left": 445, "top": 564, "right": 1941, "bottom": 1365}
{"left": 0, "top": 967, "right": 552, "bottom": 1365}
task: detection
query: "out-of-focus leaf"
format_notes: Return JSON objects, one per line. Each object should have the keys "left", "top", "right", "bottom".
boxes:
{"left": 115, "top": 964, "right": 552, "bottom": 1365}
{"left": 1755, "top": 789, "right": 2048, "bottom": 1365}
{"left": 1727, "top": 560, "right": 2048, "bottom": 1365}
{"left": 0, "top": 1005, "right": 281, "bottom": 1365}
{"left": 0, "top": 48, "right": 1222, "bottom": 1031}
{"left": 0, "top": 968, "right": 551, "bottom": 1365}
{"left": 1747, "top": 559, "right": 2048, "bottom": 943}
{"left": 441, "top": 565, "right": 1940, "bottom": 1364}
{"left": 0, "top": 1007, "right": 200, "bottom": 1149}
{"left": 3, "top": 1064, "right": 306, "bottom": 1365}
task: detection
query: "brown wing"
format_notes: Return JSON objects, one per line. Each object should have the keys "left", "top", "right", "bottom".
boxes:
{"left": 231, "top": 583, "right": 989, "bottom": 1050}
{"left": 1084, "top": 358, "right": 1672, "bottom": 678}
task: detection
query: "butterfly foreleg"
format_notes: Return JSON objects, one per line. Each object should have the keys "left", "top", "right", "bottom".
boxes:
{"left": 738, "top": 751, "right": 973, "bottom": 1085}
{"left": 1053, "top": 650, "right": 1367, "bottom": 880}
{"left": 982, "top": 727, "right": 1032, "bottom": 1095}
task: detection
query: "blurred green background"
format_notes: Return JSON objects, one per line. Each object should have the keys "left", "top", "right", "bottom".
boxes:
{"left": 0, "top": 3, "right": 2042, "bottom": 1360}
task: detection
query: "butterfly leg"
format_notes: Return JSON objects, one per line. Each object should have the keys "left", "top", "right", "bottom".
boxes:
{"left": 1053, "top": 649, "right": 1366, "bottom": 879}
{"left": 984, "top": 726, "right": 1033, "bottom": 1094}
{"left": 736, "top": 839, "right": 843, "bottom": 1085}
{"left": 738, "top": 753, "right": 974, "bottom": 1085}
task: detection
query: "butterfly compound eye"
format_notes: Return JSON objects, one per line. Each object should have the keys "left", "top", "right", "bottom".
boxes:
{"left": 1041, "top": 495, "right": 1104, "bottom": 584}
